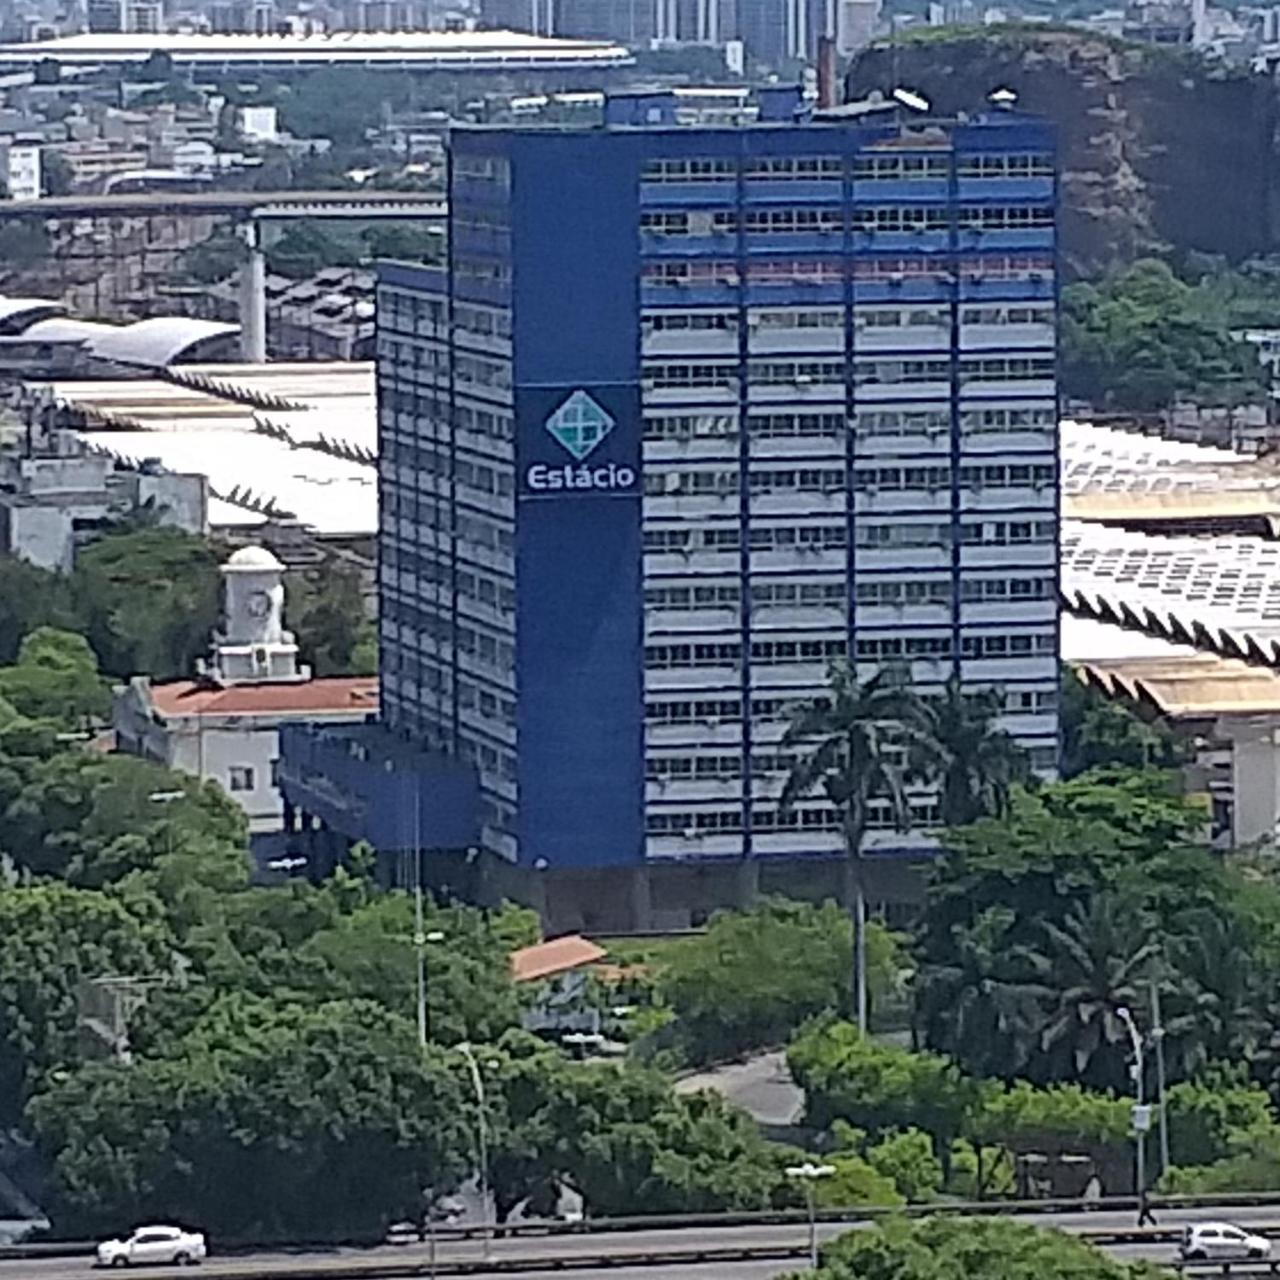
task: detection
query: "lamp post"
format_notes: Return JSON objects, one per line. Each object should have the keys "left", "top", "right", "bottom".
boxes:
{"left": 1150, "top": 980, "right": 1171, "bottom": 1181}
{"left": 457, "top": 1042, "right": 492, "bottom": 1260}
{"left": 416, "top": 927, "right": 445, "bottom": 1047}
{"left": 1116, "top": 1006, "right": 1150, "bottom": 1223}
{"left": 148, "top": 790, "right": 184, "bottom": 860}
{"left": 785, "top": 1162, "right": 835, "bottom": 1269}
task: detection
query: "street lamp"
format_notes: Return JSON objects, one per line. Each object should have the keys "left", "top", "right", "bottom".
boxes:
{"left": 1116, "top": 1006, "right": 1151, "bottom": 1222}
{"left": 148, "top": 790, "right": 184, "bottom": 860}
{"left": 416, "top": 928, "right": 445, "bottom": 1047}
{"left": 785, "top": 1162, "right": 835, "bottom": 1269}
{"left": 457, "top": 1042, "right": 493, "bottom": 1260}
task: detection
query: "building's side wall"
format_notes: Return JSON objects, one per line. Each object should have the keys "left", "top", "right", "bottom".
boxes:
{"left": 508, "top": 130, "right": 647, "bottom": 871}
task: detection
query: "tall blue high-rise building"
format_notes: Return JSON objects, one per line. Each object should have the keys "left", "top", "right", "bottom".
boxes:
{"left": 372, "top": 90, "right": 1059, "bottom": 930}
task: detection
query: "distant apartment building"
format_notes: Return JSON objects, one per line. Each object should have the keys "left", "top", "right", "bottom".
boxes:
{"left": 0, "top": 422, "right": 207, "bottom": 572}
{"left": 0, "top": 142, "right": 40, "bottom": 200}
{"left": 482, "top": 0, "right": 829, "bottom": 66}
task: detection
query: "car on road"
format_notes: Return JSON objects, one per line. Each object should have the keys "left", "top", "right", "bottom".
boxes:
{"left": 96, "top": 1225, "right": 206, "bottom": 1267}
{"left": 1180, "top": 1222, "right": 1272, "bottom": 1262}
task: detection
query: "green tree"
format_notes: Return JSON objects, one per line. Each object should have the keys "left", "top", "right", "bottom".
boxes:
{"left": 289, "top": 560, "right": 376, "bottom": 676}
{"left": 1034, "top": 895, "right": 1160, "bottom": 1092}
{"left": 0, "top": 554, "right": 74, "bottom": 663}
{"left": 788, "top": 1021, "right": 989, "bottom": 1164}
{"left": 71, "top": 529, "right": 220, "bottom": 679}
{"left": 0, "top": 627, "right": 109, "bottom": 728}
{"left": 660, "top": 899, "right": 903, "bottom": 1063}
{"left": 1062, "top": 258, "right": 1266, "bottom": 413}
{"left": 797, "top": 1216, "right": 1166, "bottom": 1280}
{"left": 2, "top": 751, "right": 245, "bottom": 888}
{"left": 864, "top": 1129, "right": 944, "bottom": 1203}
{"left": 782, "top": 662, "right": 921, "bottom": 1031}
{"left": 1061, "top": 668, "right": 1184, "bottom": 778}
{"left": 0, "top": 881, "right": 173, "bottom": 1121}
{"left": 908, "top": 677, "right": 1030, "bottom": 825}
{"left": 29, "top": 996, "right": 471, "bottom": 1239}
{"left": 1165, "top": 1068, "right": 1278, "bottom": 1169}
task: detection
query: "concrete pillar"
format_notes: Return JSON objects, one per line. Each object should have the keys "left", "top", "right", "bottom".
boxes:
{"left": 734, "top": 857, "right": 760, "bottom": 909}
{"left": 238, "top": 220, "right": 267, "bottom": 363}
{"left": 630, "top": 864, "right": 653, "bottom": 932}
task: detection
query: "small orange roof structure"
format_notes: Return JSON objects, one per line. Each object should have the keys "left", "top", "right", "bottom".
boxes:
{"left": 511, "top": 935, "right": 607, "bottom": 984}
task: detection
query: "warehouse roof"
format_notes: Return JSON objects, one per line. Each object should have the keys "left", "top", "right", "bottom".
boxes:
{"left": 23, "top": 316, "right": 238, "bottom": 368}
{"left": 1061, "top": 519, "right": 1280, "bottom": 665}
{"left": 38, "top": 362, "right": 375, "bottom": 533}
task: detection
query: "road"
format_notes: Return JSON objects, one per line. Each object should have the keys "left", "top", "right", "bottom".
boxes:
{"left": 674, "top": 1051, "right": 804, "bottom": 1127}
{"left": 6, "top": 1206, "right": 1277, "bottom": 1280}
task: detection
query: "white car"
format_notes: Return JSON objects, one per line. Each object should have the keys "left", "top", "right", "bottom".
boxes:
{"left": 96, "top": 1225, "right": 206, "bottom": 1268}
{"left": 1181, "top": 1222, "right": 1272, "bottom": 1262}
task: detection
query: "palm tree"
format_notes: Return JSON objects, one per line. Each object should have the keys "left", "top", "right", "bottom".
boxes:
{"left": 909, "top": 678, "right": 1031, "bottom": 827}
{"left": 781, "top": 662, "right": 921, "bottom": 1032}
{"left": 1033, "top": 894, "right": 1160, "bottom": 1091}
{"left": 914, "top": 906, "right": 1051, "bottom": 1080}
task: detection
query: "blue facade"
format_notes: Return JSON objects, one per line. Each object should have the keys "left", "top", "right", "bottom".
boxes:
{"left": 375, "top": 101, "right": 1060, "bottom": 877}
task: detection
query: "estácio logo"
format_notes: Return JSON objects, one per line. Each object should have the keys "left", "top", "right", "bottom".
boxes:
{"left": 529, "top": 389, "right": 636, "bottom": 493}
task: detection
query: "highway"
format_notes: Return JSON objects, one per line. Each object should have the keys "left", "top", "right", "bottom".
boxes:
{"left": 6, "top": 1206, "right": 1279, "bottom": 1279}
{"left": 0, "top": 190, "right": 447, "bottom": 221}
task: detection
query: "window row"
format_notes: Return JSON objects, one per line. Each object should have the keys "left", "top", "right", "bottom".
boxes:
{"left": 645, "top": 800, "right": 941, "bottom": 835}
{"left": 643, "top": 579, "right": 848, "bottom": 611}
{"left": 853, "top": 406, "right": 1056, "bottom": 437}
{"left": 858, "top": 519, "right": 1055, "bottom": 548}
{"left": 858, "top": 462, "right": 1056, "bottom": 489}
{"left": 457, "top": 679, "right": 518, "bottom": 725}
{"left": 456, "top": 511, "right": 514, "bottom": 554}
{"left": 454, "top": 353, "right": 511, "bottom": 393}
{"left": 642, "top": 152, "right": 1049, "bottom": 185}
{"left": 454, "top": 303, "right": 512, "bottom": 340}
{"left": 642, "top": 254, "right": 1053, "bottom": 287}
{"left": 644, "top": 524, "right": 848, "bottom": 554}
{"left": 641, "top": 305, "right": 1050, "bottom": 333}
{"left": 644, "top": 637, "right": 849, "bottom": 668}
{"left": 454, "top": 258, "right": 510, "bottom": 288}
{"left": 646, "top": 751, "right": 801, "bottom": 781}
{"left": 852, "top": 574, "right": 1057, "bottom": 606}
{"left": 855, "top": 630, "right": 1056, "bottom": 660}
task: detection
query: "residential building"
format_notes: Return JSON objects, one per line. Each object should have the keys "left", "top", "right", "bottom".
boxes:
{"left": 344, "top": 90, "right": 1060, "bottom": 929}
{"left": 114, "top": 546, "right": 379, "bottom": 845}
{"left": 0, "top": 142, "right": 41, "bottom": 200}
{"left": 0, "top": 419, "right": 207, "bottom": 572}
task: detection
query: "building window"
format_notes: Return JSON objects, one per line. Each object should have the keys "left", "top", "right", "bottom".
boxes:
{"left": 229, "top": 766, "right": 255, "bottom": 793}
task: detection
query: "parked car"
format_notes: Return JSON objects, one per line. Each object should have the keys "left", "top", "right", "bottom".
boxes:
{"left": 96, "top": 1225, "right": 206, "bottom": 1267}
{"left": 1180, "top": 1223, "right": 1272, "bottom": 1262}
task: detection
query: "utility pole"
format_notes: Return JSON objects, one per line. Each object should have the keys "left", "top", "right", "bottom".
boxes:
{"left": 1117, "top": 1006, "right": 1152, "bottom": 1225}
{"left": 1150, "top": 979, "right": 1170, "bottom": 1181}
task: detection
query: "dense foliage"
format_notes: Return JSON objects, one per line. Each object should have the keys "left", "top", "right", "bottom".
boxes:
{"left": 1062, "top": 258, "right": 1267, "bottom": 412}
{"left": 793, "top": 1217, "right": 1166, "bottom": 1280}
{"left": 658, "top": 900, "right": 902, "bottom": 1063}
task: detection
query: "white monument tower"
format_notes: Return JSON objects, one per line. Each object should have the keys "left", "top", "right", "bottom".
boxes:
{"left": 206, "top": 546, "right": 310, "bottom": 685}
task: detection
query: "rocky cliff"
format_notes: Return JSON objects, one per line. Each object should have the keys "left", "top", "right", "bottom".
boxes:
{"left": 846, "top": 29, "right": 1278, "bottom": 276}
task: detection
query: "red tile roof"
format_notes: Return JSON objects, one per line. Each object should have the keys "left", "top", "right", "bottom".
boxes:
{"left": 511, "top": 935, "right": 607, "bottom": 984}
{"left": 149, "top": 677, "right": 378, "bottom": 719}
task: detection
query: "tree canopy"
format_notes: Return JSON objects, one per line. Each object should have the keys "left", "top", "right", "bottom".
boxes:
{"left": 796, "top": 1217, "right": 1166, "bottom": 1280}
{"left": 1062, "top": 258, "right": 1266, "bottom": 412}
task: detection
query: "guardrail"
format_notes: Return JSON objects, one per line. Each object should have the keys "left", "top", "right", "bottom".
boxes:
{"left": 12, "top": 1194, "right": 1280, "bottom": 1266}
